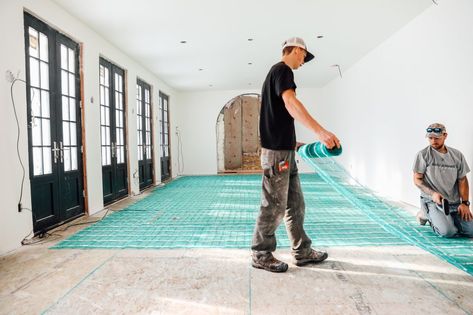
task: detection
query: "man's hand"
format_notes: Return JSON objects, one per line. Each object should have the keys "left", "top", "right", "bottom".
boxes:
{"left": 432, "top": 192, "right": 443, "bottom": 205}
{"left": 458, "top": 204, "right": 473, "bottom": 221}
{"left": 318, "top": 129, "right": 340, "bottom": 149}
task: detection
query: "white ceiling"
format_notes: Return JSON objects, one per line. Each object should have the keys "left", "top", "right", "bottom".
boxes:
{"left": 52, "top": 0, "right": 432, "bottom": 91}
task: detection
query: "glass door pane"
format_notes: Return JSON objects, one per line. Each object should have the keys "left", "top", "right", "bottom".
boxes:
{"left": 99, "top": 65, "right": 111, "bottom": 166}
{"left": 136, "top": 83, "right": 143, "bottom": 161}
{"left": 28, "top": 26, "right": 52, "bottom": 176}
{"left": 114, "top": 73, "right": 125, "bottom": 164}
{"left": 60, "top": 44, "right": 78, "bottom": 172}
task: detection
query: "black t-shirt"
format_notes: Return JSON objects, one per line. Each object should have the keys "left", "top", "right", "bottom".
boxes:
{"left": 260, "top": 62, "right": 297, "bottom": 150}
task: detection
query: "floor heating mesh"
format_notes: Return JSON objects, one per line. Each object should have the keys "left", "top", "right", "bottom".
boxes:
{"left": 53, "top": 172, "right": 473, "bottom": 275}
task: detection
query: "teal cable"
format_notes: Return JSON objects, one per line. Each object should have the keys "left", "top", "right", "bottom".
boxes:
{"left": 298, "top": 142, "right": 343, "bottom": 159}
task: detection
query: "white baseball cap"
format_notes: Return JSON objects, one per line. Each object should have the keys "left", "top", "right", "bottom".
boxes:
{"left": 282, "top": 37, "right": 315, "bottom": 63}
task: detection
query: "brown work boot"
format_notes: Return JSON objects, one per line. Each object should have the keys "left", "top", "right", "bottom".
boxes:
{"left": 294, "top": 249, "right": 328, "bottom": 266}
{"left": 252, "top": 254, "right": 288, "bottom": 273}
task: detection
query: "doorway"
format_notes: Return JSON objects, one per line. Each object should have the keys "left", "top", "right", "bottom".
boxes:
{"left": 99, "top": 58, "right": 128, "bottom": 205}
{"left": 159, "top": 92, "right": 171, "bottom": 181}
{"left": 24, "top": 13, "right": 85, "bottom": 232}
{"left": 216, "top": 94, "right": 262, "bottom": 173}
{"left": 136, "top": 79, "right": 154, "bottom": 190}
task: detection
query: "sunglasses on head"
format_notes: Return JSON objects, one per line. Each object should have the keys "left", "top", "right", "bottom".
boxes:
{"left": 426, "top": 127, "right": 444, "bottom": 133}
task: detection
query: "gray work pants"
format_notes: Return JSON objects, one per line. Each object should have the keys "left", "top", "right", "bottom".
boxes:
{"left": 420, "top": 197, "right": 473, "bottom": 238}
{"left": 251, "top": 148, "right": 312, "bottom": 259}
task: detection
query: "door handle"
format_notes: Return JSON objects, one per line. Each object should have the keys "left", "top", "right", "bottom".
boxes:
{"left": 59, "top": 142, "right": 64, "bottom": 163}
{"left": 52, "top": 141, "right": 60, "bottom": 163}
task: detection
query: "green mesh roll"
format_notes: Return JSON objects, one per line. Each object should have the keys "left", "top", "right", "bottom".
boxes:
{"left": 298, "top": 142, "right": 343, "bottom": 158}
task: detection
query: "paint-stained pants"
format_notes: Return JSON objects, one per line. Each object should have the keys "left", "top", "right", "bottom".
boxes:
{"left": 421, "top": 197, "right": 473, "bottom": 238}
{"left": 251, "top": 148, "right": 312, "bottom": 259}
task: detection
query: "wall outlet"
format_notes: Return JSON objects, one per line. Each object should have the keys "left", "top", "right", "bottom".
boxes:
{"left": 5, "top": 70, "right": 15, "bottom": 83}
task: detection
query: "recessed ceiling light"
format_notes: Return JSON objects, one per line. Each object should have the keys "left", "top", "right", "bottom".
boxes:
{"left": 180, "top": 40, "right": 187, "bottom": 44}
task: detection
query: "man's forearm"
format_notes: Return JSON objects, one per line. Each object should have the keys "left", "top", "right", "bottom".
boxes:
{"left": 286, "top": 97, "right": 322, "bottom": 134}
{"left": 414, "top": 179, "right": 435, "bottom": 196}
{"left": 459, "top": 177, "right": 470, "bottom": 201}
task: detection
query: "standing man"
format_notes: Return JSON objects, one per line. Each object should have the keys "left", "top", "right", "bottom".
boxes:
{"left": 251, "top": 37, "right": 340, "bottom": 272}
{"left": 413, "top": 123, "right": 473, "bottom": 237}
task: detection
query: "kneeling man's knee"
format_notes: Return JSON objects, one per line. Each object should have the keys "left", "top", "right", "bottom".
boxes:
{"left": 434, "top": 225, "right": 457, "bottom": 237}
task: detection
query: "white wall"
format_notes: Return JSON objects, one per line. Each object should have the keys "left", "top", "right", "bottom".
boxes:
{"left": 176, "top": 87, "right": 327, "bottom": 175}
{"left": 0, "top": 0, "right": 177, "bottom": 254}
{"left": 177, "top": 0, "right": 473, "bottom": 209}
{"left": 314, "top": 0, "right": 473, "bottom": 206}
{"left": 177, "top": 89, "right": 261, "bottom": 175}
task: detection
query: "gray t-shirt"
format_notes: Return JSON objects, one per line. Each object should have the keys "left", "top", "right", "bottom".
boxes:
{"left": 413, "top": 145, "right": 470, "bottom": 203}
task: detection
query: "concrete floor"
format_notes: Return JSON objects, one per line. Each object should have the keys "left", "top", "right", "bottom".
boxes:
{"left": 1, "top": 194, "right": 473, "bottom": 315}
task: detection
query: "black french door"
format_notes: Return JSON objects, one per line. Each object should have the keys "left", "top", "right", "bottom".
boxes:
{"left": 136, "top": 80, "right": 154, "bottom": 190}
{"left": 99, "top": 58, "right": 128, "bottom": 205}
{"left": 24, "top": 13, "right": 84, "bottom": 233}
{"left": 158, "top": 92, "right": 171, "bottom": 181}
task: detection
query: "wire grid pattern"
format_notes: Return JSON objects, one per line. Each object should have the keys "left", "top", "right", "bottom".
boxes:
{"left": 304, "top": 156, "right": 473, "bottom": 276}
{"left": 53, "top": 174, "right": 407, "bottom": 250}
{"left": 53, "top": 169, "right": 473, "bottom": 275}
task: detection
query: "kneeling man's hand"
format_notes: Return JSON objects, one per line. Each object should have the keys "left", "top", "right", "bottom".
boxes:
{"left": 432, "top": 192, "right": 443, "bottom": 205}
{"left": 458, "top": 204, "right": 473, "bottom": 221}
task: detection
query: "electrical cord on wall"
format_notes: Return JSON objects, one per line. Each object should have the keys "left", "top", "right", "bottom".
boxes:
{"left": 10, "top": 77, "right": 28, "bottom": 212}
{"left": 21, "top": 208, "right": 117, "bottom": 245}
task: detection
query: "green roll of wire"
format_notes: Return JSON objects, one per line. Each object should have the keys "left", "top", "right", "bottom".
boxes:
{"left": 298, "top": 142, "right": 343, "bottom": 158}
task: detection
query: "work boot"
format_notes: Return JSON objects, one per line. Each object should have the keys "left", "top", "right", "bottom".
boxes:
{"left": 252, "top": 254, "right": 288, "bottom": 273}
{"left": 416, "top": 210, "right": 428, "bottom": 226}
{"left": 294, "top": 249, "right": 328, "bottom": 266}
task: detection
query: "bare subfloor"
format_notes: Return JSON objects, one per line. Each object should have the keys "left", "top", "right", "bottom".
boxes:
{"left": 1, "top": 196, "right": 472, "bottom": 315}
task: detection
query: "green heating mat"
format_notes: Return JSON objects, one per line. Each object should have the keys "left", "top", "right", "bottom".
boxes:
{"left": 53, "top": 160, "right": 473, "bottom": 275}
